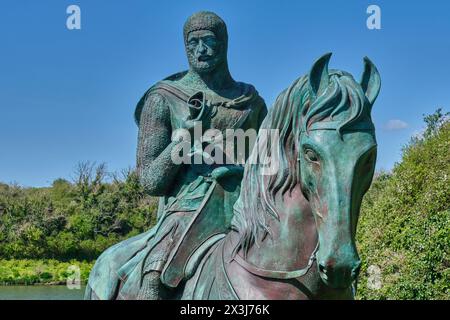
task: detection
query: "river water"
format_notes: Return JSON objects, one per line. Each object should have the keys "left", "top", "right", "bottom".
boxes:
{"left": 0, "top": 285, "right": 86, "bottom": 300}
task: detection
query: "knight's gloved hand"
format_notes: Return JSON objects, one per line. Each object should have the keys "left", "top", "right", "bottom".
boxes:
{"left": 184, "top": 91, "right": 211, "bottom": 134}
{"left": 183, "top": 109, "right": 210, "bottom": 136}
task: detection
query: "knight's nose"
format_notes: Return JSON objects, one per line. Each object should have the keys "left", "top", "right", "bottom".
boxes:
{"left": 196, "top": 42, "right": 207, "bottom": 54}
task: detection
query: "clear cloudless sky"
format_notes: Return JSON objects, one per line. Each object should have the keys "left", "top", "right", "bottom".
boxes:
{"left": 1, "top": 0, "right": 449, "bottom": 186}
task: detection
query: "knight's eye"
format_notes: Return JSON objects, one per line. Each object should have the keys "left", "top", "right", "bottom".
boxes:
{"left": 304, "top": 149, "right": 319, "bottom": 163}
{"left": 188, "top": 40, "right": 198, "bottom": 47}
{"left": 202, "top": 36, "right": 216, "bottom": 45}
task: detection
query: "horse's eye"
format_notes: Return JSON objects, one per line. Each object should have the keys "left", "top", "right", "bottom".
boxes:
{"left": 304, "top": 149, "right": 319, "bottom": 163}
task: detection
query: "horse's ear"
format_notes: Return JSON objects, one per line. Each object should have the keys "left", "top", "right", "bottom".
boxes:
{"left": 360, "top": 56, "right": 381, "bottom": 105}
{"left": 309, "top": 52, "right": 332, "bottom": 99}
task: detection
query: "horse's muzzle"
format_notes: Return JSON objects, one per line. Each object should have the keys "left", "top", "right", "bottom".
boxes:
{"left": 317, "top": 259, "right": 361, "bottom": 289}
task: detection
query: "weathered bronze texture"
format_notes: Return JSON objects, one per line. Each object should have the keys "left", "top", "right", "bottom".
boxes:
{"left": 85, "top": 11, "right": 267, "bottom": 300}
{"left": 85, "top": 11, "right": 380, "bottom": 300}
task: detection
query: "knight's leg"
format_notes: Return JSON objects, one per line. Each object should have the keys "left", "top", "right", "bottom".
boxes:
{"left": 137, "top": 271, "right": 162, "bottom": 300}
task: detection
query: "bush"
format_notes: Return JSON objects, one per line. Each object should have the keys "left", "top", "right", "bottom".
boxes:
{"left": 0, "top": 259, "right": 94, "bottom": 285}
{"left": 356, "top": 109, "right": 449, "bottom": 299}
{"left": 0, "top": 166, "right": 158, "bottom": 261}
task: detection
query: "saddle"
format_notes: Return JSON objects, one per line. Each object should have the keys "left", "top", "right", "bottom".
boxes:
{"left": 161, "top": 179, "right": 238, "bottom": 288}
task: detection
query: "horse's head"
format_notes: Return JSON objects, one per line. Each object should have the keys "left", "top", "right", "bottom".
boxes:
{"left": 297, "top": 53, "right": 380, "bottom": 289}
{"left": 231, "top": 53, "right": 380, "bottom": 295}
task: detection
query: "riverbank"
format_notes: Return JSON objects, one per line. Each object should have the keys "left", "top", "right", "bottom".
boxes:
{"left": 0, "top": 259, "right": 93, "bottom": 285}
{"left": 0, "top": 285, "right": 86, "bottom": 300}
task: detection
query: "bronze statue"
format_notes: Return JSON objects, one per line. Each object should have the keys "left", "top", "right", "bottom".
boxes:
{"left": 85, "top": 11, "right": 267, "bottom": 300}
{"left": 85, "top": 12, "right": 381, "bottom": 300}
{"left": 180, "top": 53, "right": 380, "bottom": 299}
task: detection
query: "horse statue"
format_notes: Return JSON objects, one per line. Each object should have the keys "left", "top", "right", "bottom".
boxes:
{"left": 86, "top": 52, "right": 381, "bottom": 300}
{"left": 176, "top": 53, "right": 381, "bottom": 299}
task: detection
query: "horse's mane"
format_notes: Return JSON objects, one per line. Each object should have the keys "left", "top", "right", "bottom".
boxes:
{"left": 231, "top": 70, "right": 372, "bottom": 257}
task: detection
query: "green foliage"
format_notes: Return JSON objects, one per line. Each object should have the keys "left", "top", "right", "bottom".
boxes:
{"left": 0, "top": 259, "right": 93, "bottom": 285}
{"left": 0, "top": 164, "right": 158, "bottom": 261}
{"left": 356, "top": 110, "right": 449, "bottom": 300}
{"left": 423, "top": 108, "right": 450, "bottom": 140}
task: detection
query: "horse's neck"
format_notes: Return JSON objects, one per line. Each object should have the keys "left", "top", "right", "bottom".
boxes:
{"left": 244, "top": 185, "right": 318, "bottom": 271}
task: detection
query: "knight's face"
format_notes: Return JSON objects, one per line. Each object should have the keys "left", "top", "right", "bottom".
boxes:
{"left": 185, "top": 30, "right": 226, "bottom": 74}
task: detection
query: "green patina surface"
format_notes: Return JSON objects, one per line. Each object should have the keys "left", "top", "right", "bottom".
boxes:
{"left": 85, "top": 11, "right": 267, "bottom": 300}
{"left": 85, "top": 11, "right": 381, "bottom": 300}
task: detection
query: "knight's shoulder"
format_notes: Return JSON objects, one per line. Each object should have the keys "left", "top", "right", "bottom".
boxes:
{"left": 236, "top": 81, "right": 256, "bottom": 92}
{"left": 143, "top": 80, "right": 174, "bottom": 100}
{"left": 134, "top": 81, "right": 172, "bottom": 126}
{"left": 237, "top": 81, "right": 266, "bottom": 107}
{"left": 141, "top": 70, "right": 189, "bottom": 102}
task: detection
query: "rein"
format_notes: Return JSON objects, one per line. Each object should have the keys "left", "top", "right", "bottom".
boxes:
{"left": 232, "top": 242, "right": 319, "bottom": 281}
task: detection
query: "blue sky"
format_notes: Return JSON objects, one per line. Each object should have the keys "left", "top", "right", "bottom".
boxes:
{"left": 1, "top": 0, "right": 449, "bottom": 187}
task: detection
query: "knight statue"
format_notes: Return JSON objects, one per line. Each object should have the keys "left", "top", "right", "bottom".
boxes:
{"left": 84, "top": 11, "right": 267, "bottom": 300}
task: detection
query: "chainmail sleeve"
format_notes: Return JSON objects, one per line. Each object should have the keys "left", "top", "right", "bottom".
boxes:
{"left": 136, "top": 92, "right": 183, "bottom": 196}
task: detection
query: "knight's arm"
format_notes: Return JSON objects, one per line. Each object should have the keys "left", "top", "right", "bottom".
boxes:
{"left": 136, "top": 93, "right": 182, "bottom": 196}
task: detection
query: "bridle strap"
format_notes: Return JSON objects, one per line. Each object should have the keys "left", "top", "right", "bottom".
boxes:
{"left": 232, "top": 243, "right": 319, "bottom": 280}
{"left": 300, "top": 121, "right": 375, "bottom": 132}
